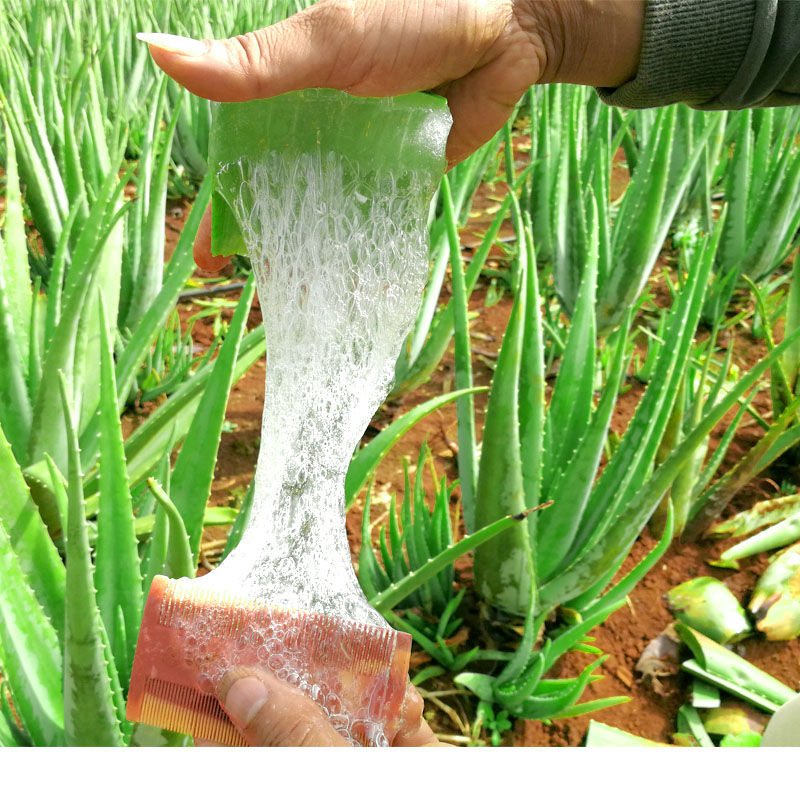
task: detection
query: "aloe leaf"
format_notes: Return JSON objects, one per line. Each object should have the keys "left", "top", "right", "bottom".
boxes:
{"left": 58, "top": 372, "right": 123, "bottom": 746}
{"left": 0, "top": 245, "right": 31, "bottom": 463}
{"left": 472, "top": 238, "right": 533, "bottom": 616}
{"left": 551, "top": 89, "right": 588, "bottom": 317}
{"left": 742, "top": 139, "right": 800, "bottom": 281}
{"left": 0, "top": 517, "right": 64, "bottom": 747}
{"left": 0, "top": 80, "right": 65, "bottom": 256}
{"left": 344, "top": 387, "right": 484, "bottom": 509}
{"left": 357, "top": 484, "right": 388, "bottom": 600}
{"left": 749, "top": 109, "right": 773, "bottom": 209}
{"left": 169, "top": 273, "right": 255, "bottom": 560}
{"left": 711, "top": 493, "right": 800, "bottom": 542}
{"left": 549, "top": 696, "right": 631, "bottom": 722}
{"left": 602, "top": 109, "right": 716, "bottom": 333}
{"left": 453, "top": 673, "right": 496, "bottom": 704}
{"left": 0, "top": 698, "right": 21, "bottom": 747}
{"left": 517, "top": 217, "right": 545, "bottom": 544}
{"left": 146, "top": 478, "right": 194, "bottom": 579}
{"left": 1, "top": 118, "right": 32, "bottom": 374}
{"left": 716, "top": 111, "right": 751, "bottom": 281}
{"left": 782, "top": 254, "right": 800, "bottom": 393}
{"left": 495, "top": 621, "right": 548, "bottom": 706}
{"left": 543, "top": 190, "right": 597, "bottom": 487}
{"left": 692, "top": 388, "right": 753, "bottom": 500}
{"left": 600, "top": 107, "right": 675, "bottom": 331}
{"left": 124, "top": 87, "right": 183, "bottom": 329}
{"left": 43, "top": 203, "right": 80, "bottom": 350}
{"left": 219, "top": 475, "right": 255, "bottom": 563}
{"left": 443, "top": 174, "right": 477, "bottom": 533}
{"left": 44, "top": 454, "right": 69, "bottom": 540}
{"left": 0, "top": 420, "right": 64, "bottom": 640}
{"left": 140, "top": 451, "right": 172, "bottom": 596}
{"left": 720, "top": 731, "right": 762, "bottom": 747}
{"left": 385, "top": 609, "right": 455, "bottom": 669}
{"left": 569, "top": 502, "right": 675, "bottom": 618}
{"left": 118, "top": 74, "right": 169, "bottom": 326}
{"left": 692, "top": 678, "right": 721, "bottom": 709}
{"left": 94, "top": 297, "right": 142, "bottom": 685}
{"left": 76, "top": 189, "right": 126, "bottom": 435}
{"left": 744, "top": 276, "right": 795, "bottom": 418}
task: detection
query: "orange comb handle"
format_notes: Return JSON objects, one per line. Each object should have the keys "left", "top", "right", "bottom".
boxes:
{"left": 127, "top": 576, "right": 412, "bottom": 746}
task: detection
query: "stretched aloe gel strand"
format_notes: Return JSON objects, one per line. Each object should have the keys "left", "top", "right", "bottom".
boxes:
{"left": 191, "top": 90, "right": 450, "bottom": 744}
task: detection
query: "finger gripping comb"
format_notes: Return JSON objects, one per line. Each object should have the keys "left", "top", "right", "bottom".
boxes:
{"left": 127, "top": 576, "right": 412, "bottom": 746}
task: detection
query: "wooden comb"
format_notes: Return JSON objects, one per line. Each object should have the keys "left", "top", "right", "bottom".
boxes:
{"left": 126, "top": 576, "right": 412, "bottom": 746}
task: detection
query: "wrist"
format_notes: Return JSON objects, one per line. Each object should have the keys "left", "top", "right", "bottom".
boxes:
{"left": 514, "top": 0, "right": 645, "bottom": 88}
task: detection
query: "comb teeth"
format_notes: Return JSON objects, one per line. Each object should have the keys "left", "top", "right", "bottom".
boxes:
{"left": 127, "top": 576, "right": 412, "bottom": 746}
{"left": 157, "top": 579, "right": 399, "bottom": 674}
{"left": 139, "top": 678, "right": 246, "bottom": 746}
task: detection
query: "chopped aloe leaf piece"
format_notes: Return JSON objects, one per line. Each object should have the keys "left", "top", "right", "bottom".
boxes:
{"left": 701, "top": 701, "right": 769, "bottom": 736}
{"left": 676, "top": 624, "right": 796, "bottom": 713}
{"left": 749, "top": 543, "right": 800, "bottom": 640}
{"left": 677, "top": 705, "right": 715, "bottom": 747}
{"left": 722, "top": 512, "right": 800, "bottom": 561}
{"left": 720, "top": 731, "right": 762, "bottom": 747}
{"left": 711, "top": 493, "right": 800, "bottom": 539}
{"left": 584, "top": 721, "right": 669, "bottom": 747}
{"left": 666, "top": 577, "right": 752, "bottom": 644}
{"left": 691, "top": 678, "right": 721, "bottom": 709}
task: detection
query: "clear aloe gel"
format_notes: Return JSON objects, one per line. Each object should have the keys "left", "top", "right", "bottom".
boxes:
{"left": 201, "top": 90, "right": 451, "bottom": 628}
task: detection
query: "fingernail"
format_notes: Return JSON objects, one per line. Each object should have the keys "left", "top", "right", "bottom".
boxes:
{"left": 220, "top": 676, "right": 268, "bottom": 729}
{"left": 136, "top": 32, "right": 208, "bottom": 57}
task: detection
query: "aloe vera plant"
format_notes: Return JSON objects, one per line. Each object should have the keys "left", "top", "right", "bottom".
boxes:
{"left": 525, "top": 85, "right": 721, "bottom": 334}
{"left": 358, "top": 443, "right": 460, "bottom": 617}
{"left": 446, "top": 188, "right": 800, "bottom": 719}
{"left": 704, "top": 107, "right": 800, "bottom": 323}
{"left": 0, "top": 277, "right": 261, "bottom": 745}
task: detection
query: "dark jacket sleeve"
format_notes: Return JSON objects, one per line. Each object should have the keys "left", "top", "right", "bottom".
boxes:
{"left": 597, "top": 0, "right": 800, "bottom": 110}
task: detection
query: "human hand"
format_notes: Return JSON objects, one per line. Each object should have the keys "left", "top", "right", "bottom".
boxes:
{"left": 138, "top": 0, "right": 644, "bottom": 268}
{"left": 197, "top": 668, "right": 447, "bottom": 747}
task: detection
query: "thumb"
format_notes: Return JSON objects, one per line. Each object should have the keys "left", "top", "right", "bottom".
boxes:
{"left": 217, "top": 669, "right": 350, "bottom": 747}
{"left": 137, "top": 5, "right": 350, "bottom": 102}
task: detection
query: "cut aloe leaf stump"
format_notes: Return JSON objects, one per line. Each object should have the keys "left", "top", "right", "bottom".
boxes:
{"left": 208, "top": 90, "right": 451, "bottom": 258}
